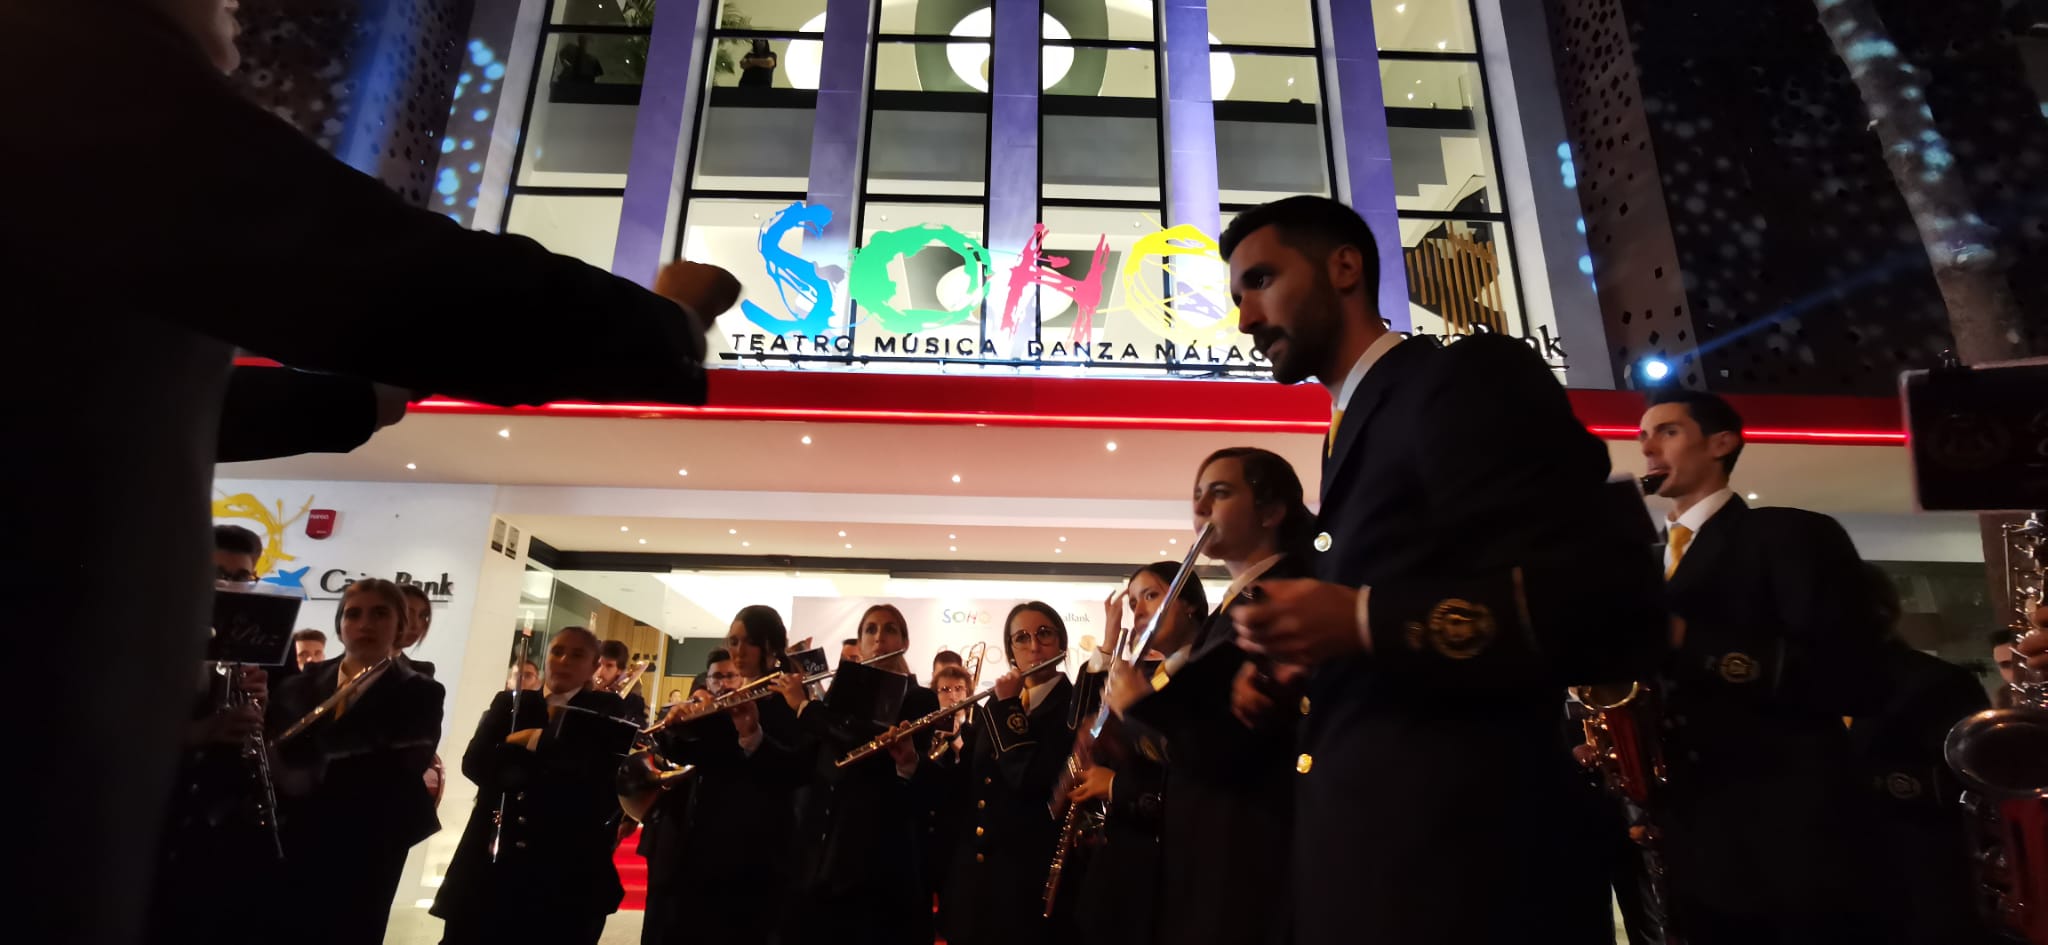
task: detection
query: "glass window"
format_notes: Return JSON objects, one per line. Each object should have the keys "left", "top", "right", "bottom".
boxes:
{"left": 517, "top": 32, "right": 645, "bottom": 188}
{"left": 713, "top": 0, "right": 827, "bottom": 34}
{"left": 1045, "top": 3, "right": 1152, "bottom": 43}
{"left": 851, "top": 203, "right": 987, "bottom": 357}
{"left": 691, "top": 36, "right": 816, "bottom": 192}
{"left": 550, "top": 0, "right": 656, "bottom": 28}
{"left": 1213, "top": 53, "right": 1330, "bottom": 204}
{"left": 1208, "top": 0, "right": 1314, "bottom": 48}
{"left": 1371, "top": 0, "right": 1477, "bottom": 54}
{"left": 504, "top": 194, "right": 625, "bottom": 269}
{"left": 680, "top": 198, "right": 834, "bottom": 360}
{"left": 1383, "top": 60, "right": 1500, "bottom": 214}
{"left": 1044, "top": 47, "right": 1161, "bottom": 203}
{"left": 867, "top": 42, "right": 989, "bottom": 198}
{"left": 1397, "top": 218, "right": 1522, "bottom": 339}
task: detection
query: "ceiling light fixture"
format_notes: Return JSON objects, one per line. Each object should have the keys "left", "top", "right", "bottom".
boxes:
{"left": 949, "top": 533, "right": 957, "bottom": 540}
{"left": 1059, "top": 536, "right": 1067, "bottom": 542}
{"left": 801, "top": 434, "right": 813, "bottom": 445}
{"left": 1395, "top": 2, "right": 1407, "bottom": 11}
{"left": 838, "top": 530, "right": 847, "bottom": 537}
{"left": 1054, "top": 548, "right": 1063, "bottom": 554}
{"left": 949, "top": 545, "right": 958, "bottom": 552}
{"left": 1168, "top": 538, "right": 1178, "bottom": 545}
{"left": 844, "top": 543, "right": 853, "bottom": 549}
{"left": 1436, "top": 39, "right": 1448, "bottom": 50}
{"left": 1747, "top": 492, "right": 1760, "bottom": 500}
{"left": 951, "top": 474, "right": 962, "bottom": 483}
{"left": 619, "top": 526, "right": 630, "bottom": 532}
{"left": 677, "top": 468, "right": 688, "bottom": 476}
{"left": 728, "top": 528, "right": 738, "bottom": 535}
{"left": 497, "top": 428, "right": 510, "bottom": 438}
{"left": 405, "top": 462, "right": 417, "bottom": 470}
{"left": 1105, "top": 441, "right": 1118, "bottom": 451}
{"left": 741, "top": 541, "right": 750, "bottom": 547}
{"left": 1407, "top": 92, "right": 1416, "bottom": 100}
{"left": 638, "top": 538, "right": 647, "bottom": 545}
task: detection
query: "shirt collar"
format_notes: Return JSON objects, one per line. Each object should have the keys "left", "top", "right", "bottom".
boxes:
{"left": 1023, "top": 674, "right": 1059, "bottom": 711}
{"left": 1324, "top": 331, "right": 1403, "bottom": 413}
{"left": 544, "top": 686, "right": 580, "bottom": 709}
{"left": 1221, "top": 553, "right": 1286, "bottom": 609}
{"left": 1671, "top": 487, "right": 1737, "bottom": 534}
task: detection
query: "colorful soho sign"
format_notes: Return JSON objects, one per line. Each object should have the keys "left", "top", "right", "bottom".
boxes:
{"left": 735, "top": 200, "right": 1246, "bottom": 349}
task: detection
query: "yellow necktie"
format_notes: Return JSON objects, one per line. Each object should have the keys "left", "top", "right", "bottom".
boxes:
{"left": 1150, "top": 663, "right": 1171, "bottom": 690}
{"left": 1666, "top": 524, "right": 1694, "bottom": 580}
{"left": 1020, "top": 687, "right": 1030, "bottom": 712}
{"left": 1326, "top": 407, "right": 1344, "bottom": 458}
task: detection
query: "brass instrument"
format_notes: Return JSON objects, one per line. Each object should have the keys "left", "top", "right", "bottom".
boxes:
{"left": 600, "top": 659, "right": 651, "bottom": 696}
{"left": 929, "top": 642, "right": 987, "bottom": 762}
{"left": 1571, "top": 680, "right": 1679, "bottom": 944}
{"left": 835, "top": 651, "right": 1068, "bottom": 768}
{"left": 1944, "top": 511, "right": 2048, "bottom": 944}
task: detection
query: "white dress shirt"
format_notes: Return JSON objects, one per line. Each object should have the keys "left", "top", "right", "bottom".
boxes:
{"left": 1665, "top": 487, "right": 1737, "bottom": 576}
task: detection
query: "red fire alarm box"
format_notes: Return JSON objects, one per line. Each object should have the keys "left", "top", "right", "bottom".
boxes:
{"left": 306, "top": 509, "right": 337, "bottom": 539}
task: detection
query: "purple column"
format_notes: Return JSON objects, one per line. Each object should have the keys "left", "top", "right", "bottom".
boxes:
{"left": 988, "top": 0, "right": 1040, "bottom": 354}
{"left": 611, "top": 0, "right": 712, "bottom": 285}
{"left": 1321, "top": 0, "right": 1410, "bottom": 330}
{"left": 1160, "top": 0, "right": 1219, "bottom": 237}
{"left": 803, "top": 0, "right": 877, "bottom": 319}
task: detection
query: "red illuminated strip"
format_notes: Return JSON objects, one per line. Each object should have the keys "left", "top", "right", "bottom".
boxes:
{"left": 1582, "top": 425, "right": 1905, "bottom": 446}
{"left": 411, "top": 398, "right": 1336, "bottom": 433}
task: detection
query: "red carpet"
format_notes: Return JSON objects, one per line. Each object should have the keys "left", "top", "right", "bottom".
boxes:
{"left": 614, "top": 828, "right": 647, "bottom": 912}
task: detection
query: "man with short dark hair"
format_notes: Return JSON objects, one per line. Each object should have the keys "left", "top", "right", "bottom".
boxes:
{"left": 1223, "top": 195, "right": 1664, "bottom": 944}
{"left": 596, "top": 640, "right": 648, "bottom": 725}
{"left": 1638, "top": 387, "right": 1895, "bottom": 942}
{"left": 291, "top": 629, "right": 327, "bottom": 670}
{"left": 213, "top": 525, "right": 264, "bottom": 583}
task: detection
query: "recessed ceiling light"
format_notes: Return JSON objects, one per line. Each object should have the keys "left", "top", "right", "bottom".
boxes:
{"left": 1746, "top": 492, "right": 1759, "bottom": 500}
{"left": 677, "top": 468, "right": 688, "bottom": 476}
{"left": 405, "top": 462, "right": 417, "bottom": 470}
{"left": 1286, "top": 76, "right": 1295, "bottom": 86}
{"left": 800, "top": 435, "right": 813, "bottom": 445}
{"left": 638, "top": 538, "right": 647, "bottom": 545}
{"left": 741, "top": 541, "right": 750, "bottom": 547}
{"left": 1059, "top": 536, "right": 1067, "bottom": 542}
{"left": 1054, "top": 548, "right": 1063, "bottom": 554}
{"left": 728, "top": 528, "right": 738, "bottom": 535}
{"left": 497, "top": 428, "right": 510, "bottom": 438}
{"left": 951, "top": 474, "right": 962, "bottom": 483}
{"left": 1158, "top": 550, "right": 1167, "bottom": 556}
{"left": 1407, "top": 93, "right": 1416, "bottom": 100}
{"left": 1105, "top": 441, "right": 1118, "bottom": 452}
{"left": 838, "top": 530, "right": 847, "bottom": 537}
{"left": 1436, "top": 39, "right": 1448, "bottom": 50}
{"left": 1395, "top": 2, "right": 1406, "bottom": 11}
{"left": 949, "top": 533, "right": 957, "bottom": 540}
{"left": 949, "top": 545, "right": 957, "bottom": 552}
{"left": 844, "top": 543, "right": 853, "bottom": 549}
{"left": 620, "top": 525, "right": 631, "bottom": 532}
{"left": 1168, "top": 538, "right": 1178, "bottom": 545}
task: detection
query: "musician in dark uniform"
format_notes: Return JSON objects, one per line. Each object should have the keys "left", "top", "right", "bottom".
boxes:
{"left": 1224, "top": 196, "right": 1665, "bottom": 945}
{"left": 432, "top": 625, "right": 629, "bottom": 945}
{"left": 776, "top": 603, "right": 939, "bottom": 945}
{"left": 1637, "top": 388, "right": 1896, "bottom": 943}
{"left": 944, "top": 602, "right": 1077, "bottom": 945}
{"left": 597, "top": 640, "right": 650, "bottom": 724}
{"left": 643, "top": 610, "right": 806, "bottom": 945}
{"left": 1853, "top": 565, "right": 1994, "bottom": 945}
{"left": 268, "top": 578, "right": 444, "bottom": 945}
{"left": 924, "top": 662, "right": 980, "bottom": 934}
{"left": 1066, "top": 561, "right": 1205, "bottom": 945}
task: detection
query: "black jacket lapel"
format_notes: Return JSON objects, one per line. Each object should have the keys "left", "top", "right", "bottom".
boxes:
{"left": 1320, "top": 338, "right": 1429, "bottom": 506}
{"left": 1668, "top": 495, "right": 1746, "bottom": 593}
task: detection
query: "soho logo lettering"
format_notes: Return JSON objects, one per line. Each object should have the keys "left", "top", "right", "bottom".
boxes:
{"left": 738, "top": 200, "right": 1248, "bottom": 349}
{"left": 940, "top": 609, "right": 994, "bottom": 625}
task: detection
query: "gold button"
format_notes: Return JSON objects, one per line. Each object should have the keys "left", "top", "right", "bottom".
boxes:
{"left": 975, "top": 826, "right": 985, "bottom": 837}
{"left": 975, "top": 853, "right": 985, "bottom": 863}
{"left": 977, "top": 800, "right": 986, "bottom": 809}
{"left": 1296, "top": 753, "right": 1313, "bottom": 774}
{"left": 1298, "top": 696, "right": 1311, "bottom": 716}
{"left": 1313, "top": 532, "right": 1332, "bottom": 553}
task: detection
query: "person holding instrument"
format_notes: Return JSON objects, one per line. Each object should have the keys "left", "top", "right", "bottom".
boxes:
{"left": 432, "top": 626, "right": 627, "bottom": 945}
{"left": 1223, "top": 196, "right": 1665, "bottom": 945}
{"left": 267, "top": 578, "right": 443, "bottom": 945}
{"left": 924, "top": 662, "right": 980, "bottom": 932}
{"left": 944, "top": 602, "right": 1077, "bottom": 945}
{"left": 1065, "top": 560, "right": 1206, "bottom": 945}
{"left": 776, "top": 603, "right": 939, "bottom": 945}
{"left": 596, "top": 640, "right": 649, "bottom": 724}
{"left": 1103, "top": 447, "right": 1314, "bottom": 945}
{"left": 641, "top": 610, "right": 805, "bottom": 945}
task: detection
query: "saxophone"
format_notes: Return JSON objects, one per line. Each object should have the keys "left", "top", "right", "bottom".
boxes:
{"left": 1571, "top": 680, "right": 1680, "bottom": 945}
{"left": 1944, "top": 512, "right": 2048, "bottom": 945}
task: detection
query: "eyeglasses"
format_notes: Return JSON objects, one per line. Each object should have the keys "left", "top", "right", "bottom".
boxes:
{"left": 708, "top": 671, "right": 744, "bottom": 682}
{"left": 217, "top": 568, "right": 258, "bottom": 583}
{"left": 937, "top": 685, "right": 971, "bottom": 696}
{"left": 1009, "top": 627, "right": 1060, "bottom": 647}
